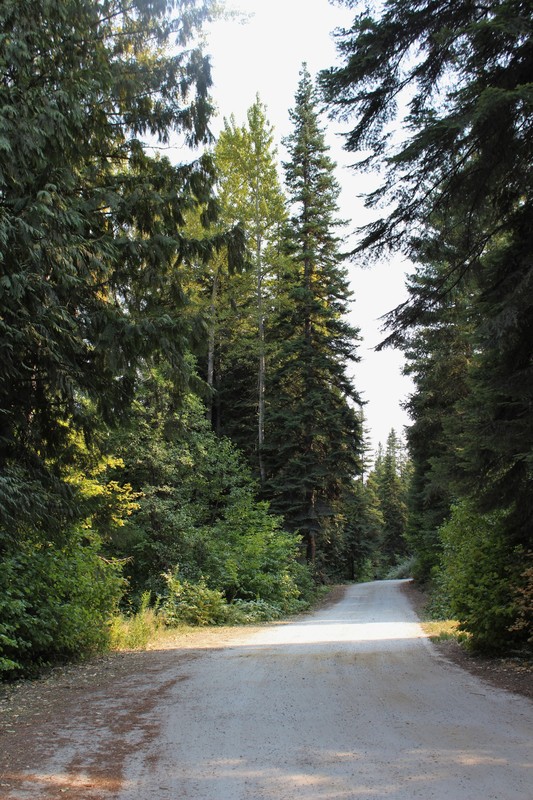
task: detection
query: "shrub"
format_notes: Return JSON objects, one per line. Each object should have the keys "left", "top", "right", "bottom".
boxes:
{"left": 0, "top": 528, "right": 123, "bottom": 678}
{"left": 201, "top": 492, "right": 306, "bottom": 610}
{"left": 159, "top": 565, "right": 312, "bottom": 628}
{"left": 385, "top": 555, "right": 416, "bottom": 580}
{"left": 434, "top": 500, "right": 521, "bottom": 653}
{"left": 161, "top": 570, "right": 228, "bottom": 626}
{"left": 224, "top": 599, "right": 284, "bottom": 624}
{"left": 510, "top": 553, "right": 533, "bottom": 645}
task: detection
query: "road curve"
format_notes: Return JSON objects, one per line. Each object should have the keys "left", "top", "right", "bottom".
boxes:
{"left": 3, "top": 580, "right": 533, "bottom": 799}
{"left": 119, "top": 579, "right": 532, "bottom": 800}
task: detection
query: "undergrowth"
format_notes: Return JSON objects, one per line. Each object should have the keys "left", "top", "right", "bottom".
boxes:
{"left": 109, "top": 592, "right": 165, "bottom": 650}
{"left": 108, "top": 584, "right": 318, "bottom": 651}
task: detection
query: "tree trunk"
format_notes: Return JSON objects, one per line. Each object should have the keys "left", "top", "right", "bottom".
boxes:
{"left": 257, "top": 229, "right": 266, "bottom": 485}
{"left": 206, "top": 270, "right": 218, "bottom": 425}
{"left": 306, "top": 531, "right": 316, "bottom": 564}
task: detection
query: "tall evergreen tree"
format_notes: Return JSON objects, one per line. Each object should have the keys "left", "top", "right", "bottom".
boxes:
{"left": 373, "top": 429, "right": 409, "bottom": 569}
{"left": 212, "top": 99, "right": 286, "bottom": 478}
{"left": 0, "top": 0, "right": 241, "bottom": 525}
{"left": 0, "top": 0, "right": 245, "bottom": 673}
{"left": 401, "top": 256, "right": 475, "bottom": 582}
{"left": 341, "top": 472, "right": 384, "bottom": 581}
{"left": 264, "top": 66, "right": 363, "bottom": 571}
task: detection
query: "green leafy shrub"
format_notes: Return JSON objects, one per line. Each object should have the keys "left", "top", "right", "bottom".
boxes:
{"left": 160, "top": 572, "right": 309, "bottom": 628}
{"left": 434, "top": 500, "right": 521, "bottom": 653}
{"left": 202, "top": 491, "right": 304, "bottom": 610}
{"left": 161, "top": 571, "right": 229, "bottom": 626}
{"left": 224, "top": 599, "right": 283, "bottom": 623}
{"left": 510, "top": 553, "right": 533, "bottom": 645}
{"left": 0, "top": 529, "right": 123, "bottom": 678}
{"left": 385, "top": 555, "right": 416, "bottom": 580}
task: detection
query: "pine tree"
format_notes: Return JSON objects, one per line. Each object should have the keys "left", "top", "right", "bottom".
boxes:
{"left": 373, "top": 430, "right": 409, "bottom": 569}
{"left": 0, "top": 0, "right": 238, "bottom": 522}
{"left": 321, "top": 0, "right": 533, "bottom": 525}
{"left": 0, "top": 0, "right": 245, "bottom": 674}
{"left": 401, "top": 257, "right": 474, "bottom": 582}
{"left": 212, "top": 98, "right": 287, "bottom": 478}
{"left": 263, "top": 66, "right": 363, "bottom": 571}
{"left": 320, "top": 1, "right": 533, "bottom": 267}
{"left": 341, "top": 473, "right": 384, "bottom": 581}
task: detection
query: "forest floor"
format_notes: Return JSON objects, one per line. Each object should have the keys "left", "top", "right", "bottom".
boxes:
{"left": 0, "top": 580, "right": 531, "bottom": 799}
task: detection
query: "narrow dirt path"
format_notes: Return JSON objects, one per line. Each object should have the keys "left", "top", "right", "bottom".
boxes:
{"left": 1, "top": 580, "right": 532, "bottom": 799}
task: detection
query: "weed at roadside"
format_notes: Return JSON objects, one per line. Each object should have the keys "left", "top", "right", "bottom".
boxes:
{"left": 109, "top": 592, "right": 165, "bottom": 650}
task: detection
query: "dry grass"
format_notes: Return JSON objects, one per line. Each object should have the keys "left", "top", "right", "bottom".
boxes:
{"left": 420, "top": 618, "right": 464, "bottom": 642}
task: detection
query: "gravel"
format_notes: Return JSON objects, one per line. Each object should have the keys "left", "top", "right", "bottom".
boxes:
{"left": 1, "top": 579, "right": 532, "bottom": 799}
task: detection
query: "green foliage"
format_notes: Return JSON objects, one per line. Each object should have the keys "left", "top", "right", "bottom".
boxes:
{"left": 0, "top": 0, "right": 228, "bottom": 484}
{"left": 0, "top": 0, "right": 248, "bottom": 677}
{"left": 161, "top": 572, "right": 229, "bottom": 626}
{"left": 160, "top": 570, "right": 302, "bottom": 627}
{"left": 321, "top": 0, "right": 533, "bottom": 265}
{"left": 210, "top": 97, "right": 287, "bottom": 474}
{"left": 510, "top": 554, "right": 533, "bottom": 645}
{"left": 401, "top": 260, "right": 475, "bottom": 583}
{"left": 0, "top": 431, "right": 134, "bottom": 677}
{"left": 372, "top": 430, "right": 410, "bottom": 571}
{"left": 108, "top": 377, "right": 311, "bottom": 615}
{"left": 0, "top": 528, "right": 123, "bottom": 678}
{"left": 108, "top": 592, "right": 165, "bottom": 650}
{"left": 201, "top": 489, "right": 302, "bottom": 605}
{"left": 216, "top": 98, "right": 287, "bottom": 245}
{"left": 223, "top": 599, "right": 285, "bottom": 624}
{"left": 160, "top": 563, "right": 312, "bottom": 627}
{"left": 322, "top": 1, "right": 533, "bottom": 650}
{"left": 385, "top": 556, "right": 416, "bottom": 581}
{"left": 263, "top": 66, "right": 363, "bottom": 571}
{"left": 337, "top": 475, "right": 384, "bottom": 581}
{"left": 434, "top": 501, "right": 523, "bottom": 653}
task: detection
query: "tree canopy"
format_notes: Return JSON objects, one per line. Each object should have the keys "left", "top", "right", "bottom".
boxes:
{"left": 0, "top": 0, "right": 243, "bottom": 507}
{"left": 320, "top": 0, "right": 533, "bottom": 268}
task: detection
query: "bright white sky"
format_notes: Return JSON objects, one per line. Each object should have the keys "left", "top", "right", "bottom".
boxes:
{"left": 203, "top": 0, "right": 413, "bottom": 455}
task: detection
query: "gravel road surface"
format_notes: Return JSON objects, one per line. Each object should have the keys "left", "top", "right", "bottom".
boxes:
{"left": 1, "top": 579, "right": 532, "bottom": 799}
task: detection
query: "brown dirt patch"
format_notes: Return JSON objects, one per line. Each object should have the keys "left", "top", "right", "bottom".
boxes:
{"left": 402, "top": 580, "right": 533, "bottom": 702}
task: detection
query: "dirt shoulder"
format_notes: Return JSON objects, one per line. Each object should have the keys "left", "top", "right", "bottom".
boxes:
{"left": 0, "top": 587, "right": 347, "bottom": 745}
{"left": 401, "top": 580, "right": 533, "bottom": 702}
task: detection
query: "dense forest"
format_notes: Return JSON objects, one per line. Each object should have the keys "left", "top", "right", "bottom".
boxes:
{"left": 0, "top": 0, "right": 531, "bottom": 678}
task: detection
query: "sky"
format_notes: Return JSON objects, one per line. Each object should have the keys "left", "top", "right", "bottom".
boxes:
{"left": 202, "top": 0, "right": 413, "bottom": 455}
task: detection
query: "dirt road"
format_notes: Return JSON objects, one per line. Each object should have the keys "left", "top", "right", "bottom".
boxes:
{"left": 1, "top": 579, "right": 532, "bottom": 799}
